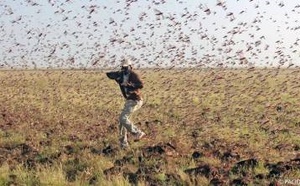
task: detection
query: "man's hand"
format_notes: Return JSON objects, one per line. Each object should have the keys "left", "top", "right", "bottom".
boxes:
{"left": 121, "top": 82, "right": 134, "bottom": 87}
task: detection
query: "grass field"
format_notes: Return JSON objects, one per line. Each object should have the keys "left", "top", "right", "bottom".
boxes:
{"left": 0, "top": 68, "right": 299, "bottom": 185}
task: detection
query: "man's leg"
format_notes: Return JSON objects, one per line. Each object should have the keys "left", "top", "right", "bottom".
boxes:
{"left": 119, "top": 124, "right": 128, "bottom": 148}
{"left": 119, "top": 100, "right": 143, "bottom": 147}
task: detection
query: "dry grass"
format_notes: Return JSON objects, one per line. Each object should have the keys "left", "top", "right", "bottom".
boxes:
{"left": 0, "top": 68, "right": 299, "bottom": 185}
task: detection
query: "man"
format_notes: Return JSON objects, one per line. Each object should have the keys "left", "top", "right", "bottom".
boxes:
{"left": 116, "top": 58, "right": 145, "bottom": 149}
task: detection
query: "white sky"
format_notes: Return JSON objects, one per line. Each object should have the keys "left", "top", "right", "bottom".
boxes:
{"left": 1, "top": 0, "right": 300, "bottom": 69}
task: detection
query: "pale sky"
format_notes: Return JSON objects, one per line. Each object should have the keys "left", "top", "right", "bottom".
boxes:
{"left": 1, "top": 0, "right": 300, "bottom": 69}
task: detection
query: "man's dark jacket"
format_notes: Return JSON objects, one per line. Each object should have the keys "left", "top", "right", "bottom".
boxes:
{"left": 117, "top": 70, "right": 143, "bottom": 101}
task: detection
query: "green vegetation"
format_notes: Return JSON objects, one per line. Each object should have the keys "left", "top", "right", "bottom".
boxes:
{"left": 0, "top": 69, "right": 299, "bottom": 185}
